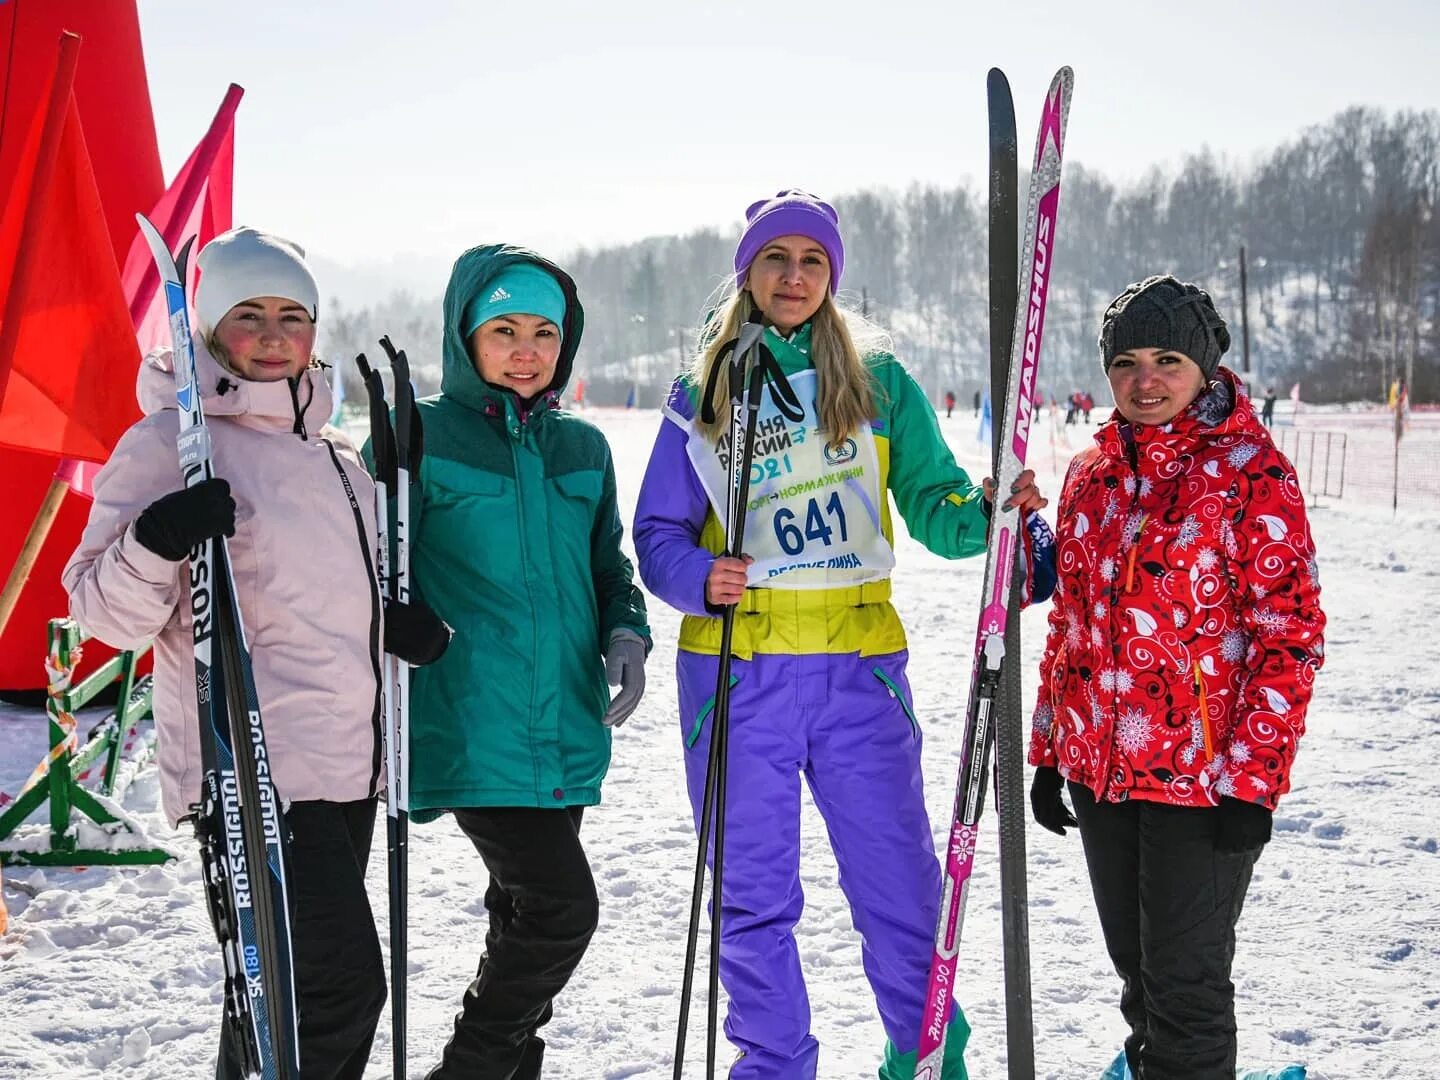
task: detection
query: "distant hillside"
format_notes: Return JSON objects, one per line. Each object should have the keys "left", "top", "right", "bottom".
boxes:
{"left": 322, "top": 106, "right": 1439, "bottom": 407}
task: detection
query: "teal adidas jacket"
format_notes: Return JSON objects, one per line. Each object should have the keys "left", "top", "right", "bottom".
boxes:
{"left": 389, "top": 245, "right": 649, "bottom": 816}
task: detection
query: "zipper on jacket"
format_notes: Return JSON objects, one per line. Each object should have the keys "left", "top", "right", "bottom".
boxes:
{"left": 1193, "top": 660, "right": 1215, "bottom": 762}
{"left": 1123, "top": 513, "right": 1149, "bottom": 594}
{"left": 287, "top": 376, "right": 310, "bottom": 440}
{"left": 323, "top": 439, "right": 385, "bottom": 795}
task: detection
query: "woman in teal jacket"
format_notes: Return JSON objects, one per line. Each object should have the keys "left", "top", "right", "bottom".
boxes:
{"left": 400, "top": 244, "right": 650, "bottom": 1080}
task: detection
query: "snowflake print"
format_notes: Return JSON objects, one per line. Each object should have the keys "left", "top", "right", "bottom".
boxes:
{"left": 1115, "top": 706, "right": 1155, "bottom": 755}
{"left": 1196, "top": 547, "right": 1219, "bottom": 572}
{"left": 1226, "top": 442, "right": 1261, "bottom": 469}
{"left": 1099, "top": 668, "right": 1135, "bottom": 694}
{"left": 1102, "top": 496, "right": 1120, "bottom": 528}
{"left": 1188, "top": 714, "right": 1206, "bottom": 752}
{"left": 1065, "top": 614, "right": 1083, "bottom": 650}
{"left": 1091, "top": 624, "right": 1106, "bottom": 648}
{"left": 1032, "top": 702, "right": 1054, "bottom": 739}
{"left": 1252, "top": 582, "right": 1268, "bottom": 599}
{"left": 1229, "top": 739, "right": 1252, "bottom": 765}
{"left": 1100, "top": 556, "right": 1119, "bottom": 582}
{"left": 1173, "top": 605, "right": 1190, "bottom": 629}
{"left": 1123, "top": 474, "right": 1136, "bottom": 496}
{"left": 1176, "top": 514, "right": 1202, "bottom": 549}
{"left": 1306, "top": 555, "right": 1321, "bottom": 590}
{"left": 1220, "top": 629, "right": 1248, "bottom": 663}
{"left": 1094, "top": 600, "right": 1108, "bottom": 620}
{"left": 1180, "top": 745, "right": 1197, "bottom": 766}
{"left": 1215, "top": 771, "right": 1238, "bottom": 797}
{"left": 1253, "top": 606, "right": 1293, "bottom": 634}
{"left": 1123, "top": 512, "right": 1146, "bottom": 546}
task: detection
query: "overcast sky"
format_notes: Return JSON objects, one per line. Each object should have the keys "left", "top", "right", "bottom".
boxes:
{"left": 136, "top": 0, "right": 1440, "bottom": 286}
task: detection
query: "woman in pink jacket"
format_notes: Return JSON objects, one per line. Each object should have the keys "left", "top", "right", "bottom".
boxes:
{"left": 63, "top": 227, "right": 447, "bottom": 1080}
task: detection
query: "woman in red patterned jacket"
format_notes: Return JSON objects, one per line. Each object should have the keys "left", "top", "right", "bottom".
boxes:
{"left": 1027, "top": 275, "right": 1325, "bottom": 1080}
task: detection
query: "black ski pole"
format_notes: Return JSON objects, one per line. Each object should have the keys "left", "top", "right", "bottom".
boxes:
{"left": 379, "top": 335, "right": 416, "bottom": 1080}
{"left": 673, "top": 310, "right": 772, "bottom": 1080}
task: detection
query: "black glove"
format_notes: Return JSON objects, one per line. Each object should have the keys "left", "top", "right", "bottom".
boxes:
{"left": 1030, "top": 765, "right": 1078, "bottom": 837}
{"left": 383, "top": 597, "right": 451, "bottom": 666}
{"left": 133, "top": 478, "right": 236, "bottom": 561}
{"left": 1215, "top": 796, "right": 1272, "bottom": 853}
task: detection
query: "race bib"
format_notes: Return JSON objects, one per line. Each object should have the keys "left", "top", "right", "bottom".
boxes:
{"left": 682, "top": 370, "right": 895, "bottom": 589}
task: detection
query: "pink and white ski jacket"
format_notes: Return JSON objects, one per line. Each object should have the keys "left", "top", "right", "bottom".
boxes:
{"left": 64, "top": 343, "right": 382, "bottom": 827}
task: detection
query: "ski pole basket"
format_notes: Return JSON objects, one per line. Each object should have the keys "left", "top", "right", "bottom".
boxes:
{"left": 0, "top": 618, "right": 171, "bottom": 867}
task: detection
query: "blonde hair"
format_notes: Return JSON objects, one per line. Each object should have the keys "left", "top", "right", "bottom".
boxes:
{"left": 690, "top": 286, "right": 889, "bottom": 447}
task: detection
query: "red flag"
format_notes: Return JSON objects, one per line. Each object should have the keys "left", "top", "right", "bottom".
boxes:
{"left": 122, "top": 84, "right": 242, "bottom": 357}
{"left": 0, "top": 1, "right": 163, "bottom": 263}
{"left": 0, "top": 32, "right": 140, "bottom": 463}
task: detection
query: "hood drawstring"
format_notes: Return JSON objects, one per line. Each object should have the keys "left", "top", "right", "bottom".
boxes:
{"left": 286, "top": 376, "right": 310, "bottom": 440}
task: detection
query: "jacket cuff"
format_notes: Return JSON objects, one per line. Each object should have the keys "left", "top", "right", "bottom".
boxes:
{"left": 120, "top": 520, "right": 190, "bottom": 583}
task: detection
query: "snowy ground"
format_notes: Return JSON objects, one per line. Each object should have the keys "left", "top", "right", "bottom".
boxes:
{"left": 2, "top": 406, "right": 1438, "bottom": 1079}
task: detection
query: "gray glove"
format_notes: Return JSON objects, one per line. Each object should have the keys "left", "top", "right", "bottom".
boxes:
{"left": 601, "top": 628, "right": 648, "bottom": 728}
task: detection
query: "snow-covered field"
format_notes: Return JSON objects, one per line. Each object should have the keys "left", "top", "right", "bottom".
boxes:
{"left": 2, "top": 406, "right": 1438, "bottom": 1079}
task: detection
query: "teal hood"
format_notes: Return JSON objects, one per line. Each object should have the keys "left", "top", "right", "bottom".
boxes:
{"left": 440, "top": 244, "right": 585, "bottom": 410}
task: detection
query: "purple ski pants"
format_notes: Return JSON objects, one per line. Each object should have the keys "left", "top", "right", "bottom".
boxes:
{"left": 676, "top": 648, "right": 944, "bottom": 1080}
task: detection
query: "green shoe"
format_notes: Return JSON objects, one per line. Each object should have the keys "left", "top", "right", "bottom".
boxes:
{"left": 878, "top": 1008, "right": 971, "bottom": 1080}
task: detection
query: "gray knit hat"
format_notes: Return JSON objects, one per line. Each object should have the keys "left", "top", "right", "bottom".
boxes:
{"left": 1098, "top": 275, "right": 1230, "bottom": 380}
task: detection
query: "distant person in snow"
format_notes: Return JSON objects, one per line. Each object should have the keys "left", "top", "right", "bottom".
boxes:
{"left": 1261, "top": 385, "right": 1277, "bottom": 427}
{"left": 1029, "top": 275, "right": 1326, "bottom": 1080}
{"left": 63, "top": 227, "right": 451, "bottom": 1079}
{"left": 944, "top": 388, "right": 956, "bottom": 417}
{"left": 633, "top": 189, "right": 1055, "bottom": 1080}
{"left": 974, "top": 387, "right": 982, "bottom": 416}
{"left": 1080, "top": 388, "right": 1094, "bottom": 423}
{"left": 388, "top": 244, "right": 649, "bottom": 1080}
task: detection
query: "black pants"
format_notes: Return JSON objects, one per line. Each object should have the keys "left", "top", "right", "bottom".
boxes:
{"left": 217, "top": 798, "right": 386, "bottom": 1080}
{"left": 1070, "top": 784, "right": 1258, "bottom": 1080}
{"left": 428, "top": 806, "right": 597, "bottom": 1080}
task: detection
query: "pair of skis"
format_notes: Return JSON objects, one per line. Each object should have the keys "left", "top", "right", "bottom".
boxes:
{"left": 357, "top": 340, "right": 420, "bottom": 1080}
{"left": 913, "top": 67, "right": 1073, "bottom": 1080}
{"left": 138, "top": 215, "right": 300, "bottom": 1080}
{"left": 139, "top": 218, "right": 419, "bottom": 1079}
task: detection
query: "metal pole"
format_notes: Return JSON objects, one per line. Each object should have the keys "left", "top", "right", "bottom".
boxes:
{"left": 1239, "top": 246, "right": 1252, "bottom": 377}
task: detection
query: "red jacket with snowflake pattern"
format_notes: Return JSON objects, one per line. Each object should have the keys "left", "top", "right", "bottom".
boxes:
{"left": 1029, "top": 369, "right": 1324, "bottom": 810}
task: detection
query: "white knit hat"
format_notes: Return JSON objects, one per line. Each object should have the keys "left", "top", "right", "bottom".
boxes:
{"left": 194, "top": 226, "right": 319, "bottom": 337}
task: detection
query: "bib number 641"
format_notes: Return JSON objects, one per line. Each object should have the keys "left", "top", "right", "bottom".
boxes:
{"left": 773, "top": 492, "right": 849, "bottom": 556}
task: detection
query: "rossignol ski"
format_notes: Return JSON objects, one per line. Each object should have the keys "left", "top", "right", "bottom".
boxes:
{"left": 913, "top": 68, "right": 1072, "bottom": 1080}
{"left": 136, "top": 213, "right": 300, "bottom": 1080}
{"left": 356, "top": 338, "right": 420, "bottom": 1079}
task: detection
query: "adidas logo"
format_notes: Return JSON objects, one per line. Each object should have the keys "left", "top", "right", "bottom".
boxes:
{"left": 488, "top": 287, "right": 511, "bottom": 303}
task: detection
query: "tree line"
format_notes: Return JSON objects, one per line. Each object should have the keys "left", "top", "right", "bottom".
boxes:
{"left": 322, "top": 105, "right": 1439, "bottom": 407}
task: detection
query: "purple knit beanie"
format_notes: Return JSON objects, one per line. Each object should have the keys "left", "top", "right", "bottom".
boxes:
{"left": 733, "top": 189, "right": 845, "bottom": 294}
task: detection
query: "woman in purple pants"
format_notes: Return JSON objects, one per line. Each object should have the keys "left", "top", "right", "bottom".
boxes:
{"left": 633, "top": 189, "right": 1051, "bottom": 1080}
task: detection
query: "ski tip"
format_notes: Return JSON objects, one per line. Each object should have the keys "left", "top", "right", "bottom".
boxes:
{"left": 176, "top": 236, "right": 196, "bottom": 282}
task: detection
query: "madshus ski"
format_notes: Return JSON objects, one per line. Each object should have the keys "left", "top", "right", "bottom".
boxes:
{"left": 137, "top": 214, "right": 300, "bottom": 1080}
{"left": 913, "top": 67, "right": 1072, "bottom": 1080}
{"left": 987, "top": 66, "right": 1035, "bottom": 1080}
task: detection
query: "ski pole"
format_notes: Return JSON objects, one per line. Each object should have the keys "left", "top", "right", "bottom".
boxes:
{"left": 673, "top": 311, "right": 773, "bottom": 1080}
